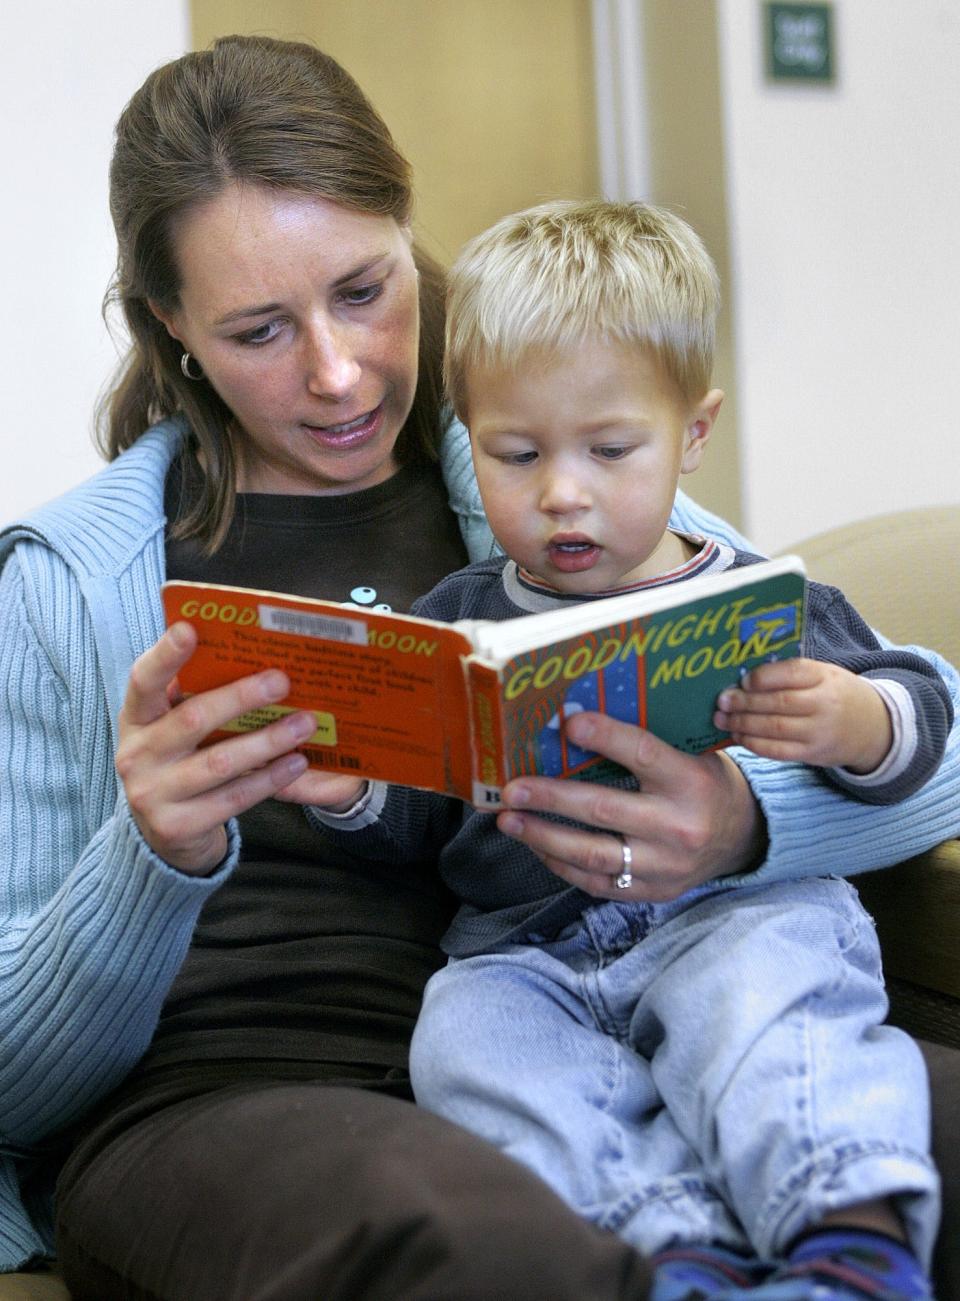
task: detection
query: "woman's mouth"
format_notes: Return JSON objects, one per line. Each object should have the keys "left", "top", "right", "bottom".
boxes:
{"left": 547, "top": 536, "right": 602, "bottom": 573}
{"left": 304, "top": 404, "right": 384, "bottom": 449}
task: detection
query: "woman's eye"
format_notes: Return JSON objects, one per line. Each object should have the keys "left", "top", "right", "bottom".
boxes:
{"left": 340, "top": 282, "right": 384, "bottom": 307}
{"left": 235, "top": 319, "right": 283, "bottom": 346}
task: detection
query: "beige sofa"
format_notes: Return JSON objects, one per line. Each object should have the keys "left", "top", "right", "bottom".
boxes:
{"left": 3, "top": 504, "right": 958, "bottom": 1299}
{"left": 787, "top": 504, "right": 960, "bottom": 1051}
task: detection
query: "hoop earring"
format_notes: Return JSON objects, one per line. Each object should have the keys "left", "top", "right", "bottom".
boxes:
{"left": 180, "top": 351, "right": 204, "bottom": 381}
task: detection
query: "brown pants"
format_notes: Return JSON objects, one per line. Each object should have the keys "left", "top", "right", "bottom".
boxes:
{"left": 54, "top": 1040, "right": 960, "bottom": 1299}
{"left": 55, "top": 1084, "right": 652, "bottom": 1301}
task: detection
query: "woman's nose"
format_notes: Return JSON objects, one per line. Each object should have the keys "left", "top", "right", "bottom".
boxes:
{"left": 304, "top": 321, "right": 362, "bottom": 399}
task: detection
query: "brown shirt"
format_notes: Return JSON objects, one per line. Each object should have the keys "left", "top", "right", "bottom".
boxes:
{"left": 110, "top": 457, "right": 469, "bottom": 1113}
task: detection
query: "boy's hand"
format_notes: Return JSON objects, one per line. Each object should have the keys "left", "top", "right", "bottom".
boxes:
{"left": 713, "top": 657, "right": 892, "bottom": 773}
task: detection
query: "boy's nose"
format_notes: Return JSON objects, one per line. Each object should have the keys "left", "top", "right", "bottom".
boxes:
{"left": 539, "top": 468, "right": 591, "bottom": 515}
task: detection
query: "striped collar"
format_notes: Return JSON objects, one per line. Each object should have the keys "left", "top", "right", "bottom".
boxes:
{"left": 502, "top": 533, "right": 735, "bottom": 615}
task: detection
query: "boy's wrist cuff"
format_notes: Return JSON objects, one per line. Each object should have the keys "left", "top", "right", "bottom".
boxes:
{"left": 831, "top": 678, "right": 916, "bottom": 786}
{"left": 309, "top": 780, "right": 388, "bottom": 829}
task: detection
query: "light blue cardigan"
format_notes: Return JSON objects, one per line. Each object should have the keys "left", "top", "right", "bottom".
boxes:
{"left": 1, "top": 418, "right": 958, "bottom": 1268}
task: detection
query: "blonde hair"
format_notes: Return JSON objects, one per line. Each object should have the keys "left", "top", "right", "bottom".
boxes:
{"left": 445, "top": 199, "right": 719, "bottom": 416}
{"left": 100, "top": 35, "right": 445, "bottom": 552}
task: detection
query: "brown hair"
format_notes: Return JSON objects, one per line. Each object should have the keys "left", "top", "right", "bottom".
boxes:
{"left": 99, "top": 34, "right": 445, "bottom": 551}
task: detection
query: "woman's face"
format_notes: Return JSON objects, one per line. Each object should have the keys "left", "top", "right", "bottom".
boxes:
{"left": 154, "top": 182, "right": 420, "bottom": 494}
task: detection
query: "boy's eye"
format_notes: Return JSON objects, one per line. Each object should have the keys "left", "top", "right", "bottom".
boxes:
{"left": 340, "top": 282, "right": 384, "bottom": 307}
{"left": 595, "top": 444, "right": 632, "bottom": 460}
{"left": 500, "top": 450, "right": 538, "bottom": 466}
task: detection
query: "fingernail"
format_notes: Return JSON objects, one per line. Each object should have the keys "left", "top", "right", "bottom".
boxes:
{"left": 567, "top": 715, "right": 595, "bottom": 743}
{"left": 498, "top": 812, "right": 523, "bottom": 837}
{"left": 168, "top": 621, "right": 193, "bottom": 650}
{"left": 280, "top": 753, "right": 309, "bottom": 779}
{"left": 717, "top": 691, "right": 732, "bottom": 710}
{"left": 287, "top": 712, "right": 316, "bottom": 740}
{"left": 260, "top": 670, "right": 288, "bottom": 698}
{"left": 506, "top": 783, "right": 530, "bottom": 806}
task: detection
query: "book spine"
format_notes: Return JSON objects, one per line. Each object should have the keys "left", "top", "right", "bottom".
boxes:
{"left": 464, "top": 659, "right": 508, "bottom": 809}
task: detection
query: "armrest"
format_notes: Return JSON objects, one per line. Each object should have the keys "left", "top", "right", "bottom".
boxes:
{"left": 854, "top": 840, "right": 960, "bottom": 999}
{"left": 0, "top": 1271, "right": 70, "bottom": 1298}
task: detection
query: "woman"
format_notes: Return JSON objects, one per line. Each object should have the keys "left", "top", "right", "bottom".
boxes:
{"left": 1, "top": 36, "right": 957, "bottom": 1300}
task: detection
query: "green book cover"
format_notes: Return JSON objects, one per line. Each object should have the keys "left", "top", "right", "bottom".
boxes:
{"left": 476, "top": 558, "right": 806, "bottom": 794}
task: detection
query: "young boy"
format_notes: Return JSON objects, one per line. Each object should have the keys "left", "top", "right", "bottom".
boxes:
{"left": 307, "top": 201, "right": 949, "bottom": 1300}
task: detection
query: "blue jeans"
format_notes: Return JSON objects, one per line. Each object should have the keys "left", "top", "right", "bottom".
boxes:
{"left": 410, "top": 877, "right": 940, "bottom": 1266}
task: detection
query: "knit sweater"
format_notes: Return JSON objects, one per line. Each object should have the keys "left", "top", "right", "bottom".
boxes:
{"left": 1, "top": 417, "right": 959, "bottom": 1267}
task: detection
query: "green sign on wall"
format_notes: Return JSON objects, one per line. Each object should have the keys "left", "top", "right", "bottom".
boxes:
{"left": 766, "top": 3, "right": 834, "bottom": 83}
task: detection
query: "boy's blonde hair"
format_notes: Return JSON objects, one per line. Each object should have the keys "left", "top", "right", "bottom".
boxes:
{"left": 445, "top": 199, "right": 720, "bottom": 416}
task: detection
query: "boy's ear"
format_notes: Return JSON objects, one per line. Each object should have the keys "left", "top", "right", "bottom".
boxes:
{"left": 681, "top": 388, "right": 723, "bottom": 474}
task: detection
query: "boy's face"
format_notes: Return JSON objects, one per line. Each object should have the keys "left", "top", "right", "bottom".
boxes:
{"left": 466, "top": 338, "right": 721, "bottom": 594}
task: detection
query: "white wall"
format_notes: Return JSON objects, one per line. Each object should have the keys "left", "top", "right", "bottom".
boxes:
{"left": 717, "top": 0, "right": 960, "bottom": 553}
{"left": 0, "top": 1, "right": 189, "bottom": 524}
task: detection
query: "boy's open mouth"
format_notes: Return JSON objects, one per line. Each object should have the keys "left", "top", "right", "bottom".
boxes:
{"left": 548, "top": 536, "right": 601, "bottom": 572}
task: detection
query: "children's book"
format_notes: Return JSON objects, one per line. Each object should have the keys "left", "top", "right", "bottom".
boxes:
{"left": 161, "top": 555, "right": 806, "bottom": 808}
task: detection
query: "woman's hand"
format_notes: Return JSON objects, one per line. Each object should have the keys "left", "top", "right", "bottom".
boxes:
{"left": 116, "top": 622, "right": 319, "bottom": 875}
{"left": 496, "top": 711, "right": 767, "bottom": 903}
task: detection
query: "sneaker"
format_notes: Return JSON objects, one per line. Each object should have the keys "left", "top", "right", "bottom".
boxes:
{"left": 767, "top": 1228, "right": 934, "bottom": 1300}
{"left": 649, "top": 1244, "right": 773, "bottom": 1299}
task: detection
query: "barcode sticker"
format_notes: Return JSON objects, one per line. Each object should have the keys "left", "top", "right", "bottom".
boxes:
{"left": 259, "top": 605, "right": 367, "bottom": 645}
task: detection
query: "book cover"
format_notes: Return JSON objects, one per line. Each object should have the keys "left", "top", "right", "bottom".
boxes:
{"left": 471, "top": 567, "right": 804, "bottom": 802}
{"left": 161, "top": 555, "right": 806, "bottom": 806}
{"left": 160, "top": 583, "right": 479, "bottom": 799}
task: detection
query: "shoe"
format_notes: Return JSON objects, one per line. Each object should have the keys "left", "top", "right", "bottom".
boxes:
{"left": 768, "top": 1229, "right": 934, "bottom": 1300}
{"left": 649, "top": 1244, "right": 773, "bottom": 1299}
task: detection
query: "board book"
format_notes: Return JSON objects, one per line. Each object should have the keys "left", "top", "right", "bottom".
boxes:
{"left": 161, "top": 555, "right": 806, "bottom": 808}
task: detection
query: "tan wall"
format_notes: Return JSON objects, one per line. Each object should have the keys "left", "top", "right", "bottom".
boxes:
{"left": 642, "top": 0, "right": 741, "bottom": 527}
{"left": 192, "top": 0, "right": 598, "bottom": 264}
